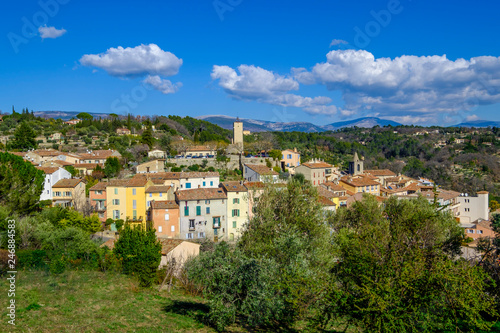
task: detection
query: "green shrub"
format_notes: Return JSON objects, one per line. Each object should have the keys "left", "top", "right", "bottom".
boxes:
{"left": 17, "top": 249, "right": 48, "bottom": 269}
{"left": 49, "top": 256, "right": 67, "bottom": 275}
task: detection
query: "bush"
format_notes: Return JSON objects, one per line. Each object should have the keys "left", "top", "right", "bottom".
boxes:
{"left": 113, "top": 225, "right": 161, "bottom": 287}
{"left": 49, "top": 256, "right": 67, "bottom": 275}
{"left": 17, "top": 249, "right": 48, "bottom": 269}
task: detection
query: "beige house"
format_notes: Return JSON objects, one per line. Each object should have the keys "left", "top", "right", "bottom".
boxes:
{"left": 116, "top": 128, "right": 131, "bottom": 135}
{"left": 52, "top": 178, "right": 86, "bottom": 209}
{"left": 185, "top": 145, "right": 216, "bottom": 157}
{"left": 363, "top": 169, "right": 396, "bottom": 186}
{"left": 243, "top": 164, "right": 279, "bottom": 182}
{"left": 74, "top": 163, "right": 102, "bottom": 176}
{"left": 295, "top": 161, "right": 334, "bottom": 186}
{"left": 79, "top": 150, "right": 121, "bottom": 164}
{"left": 148, "top": 149, "right": 167, "bottom": 159}
{"left": 158, "top": 239, "right": 201, "bottom": 270}
{"left": 280, "top": 148, "right": 301, "bottom": 169}
{"left": 136, "top": 159, "right": 166, "bottom": 173}
{"left": 339, "top": 176, "right": 381, "bottom": 196}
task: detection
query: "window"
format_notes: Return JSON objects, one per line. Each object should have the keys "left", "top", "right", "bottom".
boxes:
{"left": 213, "top": 217, "right": 221, "bottom": 228}
{"left": 288, "top": 154, "right": 292, "bottom": 159}
{"left": 467, "top": 229, "right": 474, "bottom": 234}
{"left": 112, "top": 199, "right": 120, "bottom": 205}
{"left": 133, "top": 200, "right": 137, "bottom": 209}
{"left": 184, "top": 206, "right": 189, "bottom": 216}
{"left": 232, "top": 221, "right": 236, "bottom": 228}
{"left": 149, "top": 193, "right": 152, "bottom": 197}
{"left": 196, "top": 206, "right": 201, "bottom": 216}
{"left": 233, "top": 198, "right": 239, "bottom": 204}
{"left": 158, "top": 226, "right": 162, "bottom": 233}
{"left": 371, "top": 185, "right": 374, "bottom": 191}
{"left": 477, "top": 230, "right": 483, "bottom": 234}
{"left": 95, "top": 190, "right": 102, "bottom": 195}
{"left": 47, "top": 190, "right": 49, "bottom": 194}
{"left": 164, "top": 214, "right": 170, "bottom": 221}
{"left": 171, "top": 225, "right": 175, "bottom": 232}
{"left": 210, "top": 181, "right": 213, "bottom": 186}
{"left": 206, "top": 207, "right": 210, "bottom": 214}
{"left": 159, "top": 193, "right": 162, "bottom": 197}
{"left": 205, "top": 200, "right": 210, "bottom": 204}
{"left": 232, "top": 209, "right": 240, "bottom": 217}
{"left": 214, "top": 228, "right": 218, "bottom": 236}
{"left": 133, "top": 210, "right": 137, "bottom": 219}
{"left": 186, "top": 233, "right": 193, "bottom": 239}
{"left": 185, "top": 183, "right": 191, "bottom": 189}
{"left": 189, "top": 219, "right": 195, "bottom": 230}
{"left": 132, "top": 188, "right": 136, "bottom": 195}
{"left": 198, "top": 232, "right": 205, "bottom": 238}
{"left": 230, "top": 233, "right": 234, "bottom": 241}
{"left": 203, "top": 181, "right": 206, "bottom": 186}
{"left": 114, "top": 188, "right": 118, "bottom": 195}
{"left": 113, "top": 210, "right": 120, "bottom": 219}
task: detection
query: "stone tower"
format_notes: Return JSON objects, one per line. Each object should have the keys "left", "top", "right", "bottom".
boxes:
{"left": 348, "top": 152, "right": 364, "bottom": 175}
{"left": 233, "top": 118, "right": 243, "bottom": 150}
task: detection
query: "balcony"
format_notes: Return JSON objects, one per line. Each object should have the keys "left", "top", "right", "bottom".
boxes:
{"left": 126, "top": 216, "right": 144, "bottom": 223}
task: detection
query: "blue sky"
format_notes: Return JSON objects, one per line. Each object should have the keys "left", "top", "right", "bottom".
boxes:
{"left": 1, "top": 0, "right": 500, "bottom": 126}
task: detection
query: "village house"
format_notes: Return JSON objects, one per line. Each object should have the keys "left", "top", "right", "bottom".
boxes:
{"left": 363, "top": 169, "right": 397, "bottom": 186}
{"left": 243, "top": 164, "right": 279, "bottom": 183}
{"left": 89, "top": 182, "right": 107, "bottom": 222}
{"left": 146, "top": 185, "right": 176, "bottom": 209}
{"left": 36, "top": 166, "right": 72, "bottom": 202}
{"left": 105, "top": 179, "right": 130, "bottom": 221}
{"left": 52, "top": 178, "right": 86, "bottom": 209}
{"left": 176, "top": 188, "right": 227, "bottom": 242}
{"left": 158, "top": 239, "right": 200, "bottom": 270}
{"left": 462, "top": 219, "right": 497, "bottom": 241}
{"left": 116, "top": 128, "right": 131, "bottom": 135}
{"left": 179, "top": 171, "right": 220, "bottom": 190}
{"left": 148, "top": 149, "right": 167, "bottom": 159}
{"left": 74, "top": 163, "right": 102, "bottom": 176}
{"left": 339, "top": 176, "right": 381, "bottom": 196}
{"left": 136, "top": 159, "right": 166, "bottom": 173}
{"left": 144, "top": 172, "right": 182, "bottom": 190}
{"left": 220, "top": 181, "right": 249, "bottom": 241}
{"left": 280, "top": 148, "right": 301, "bottom": 169}
{"left": 244, "top": 181, "right": 266, "bottom": 221}
{"left": 25, "top": 149, "right": 62, "bottom": 165}
{"left": 185, "top": 145, "right": 216, "bottom": 157}
{"left": 457, "top": 191, "right": 489, "bottom": 223}
{"left": 150, "top": 200, "right": 180, "bottom": 239}
{"left": 65, "top": 119, "right": 81, "bottom": 125}
{"left": 294, "top": 160, "right": 334, "bottom": 185}
{"left": 79, "top": 150, "right": 121, "bottom": 164}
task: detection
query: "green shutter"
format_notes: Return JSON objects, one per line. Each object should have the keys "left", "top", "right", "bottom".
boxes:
{"left": 184, "top": 206, "right": 189, "bottom": 216}
{"left": 196, "top": 206, "right": 201, "bottom": 216}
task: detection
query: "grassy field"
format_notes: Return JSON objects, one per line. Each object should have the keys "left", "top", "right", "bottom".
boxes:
{"left": 0, "top": 270, "right": 229, "bottom": 333}
{"left": 1, "top": 270, "right": 499, "bottom": 333}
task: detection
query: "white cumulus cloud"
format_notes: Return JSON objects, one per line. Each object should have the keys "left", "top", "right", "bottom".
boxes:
{"left": 296, "top": 49, "right": 500, "bottom": 122}
{"left": 38, "top": 26, "right": 66, "bottom": 39}
{"left": 330, "top": 39, "right": 348, "bottom": 47}
{"left": 143, "top": 75, "right": 181, "bottom": 94}
{"left": 80, "top": 44, "right": 182, "bottom": 77}
{"left": 211, "top": 64, "right": 339, "bottom": 115}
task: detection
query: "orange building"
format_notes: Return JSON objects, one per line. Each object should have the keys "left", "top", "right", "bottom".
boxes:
{"left": 151, "top": 200, "right": 180, "bottom": 239}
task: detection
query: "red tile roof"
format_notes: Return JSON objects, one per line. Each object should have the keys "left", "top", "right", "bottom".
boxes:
{"left": 53, "top": 179, "right": 82, "bottom": 188}
{"left": 151, "top": 200, "right": 178, "bottom": 210}
{"left": 301, "top": 162, "right": 333, "bottom": 169}
{"left": 146, "top": 185, "right": 173, "bottom": 193}
{"left": 364, "top": 169, "right": 396, "bottom": 177}
{"left": 180, "top": 171, "right": 219, "bottom": 179}
{"left": 244, "top": 164, "right": 278, "bottom": 175}
{"left": 176, "top": 188, "right": 227, "bottom": 201}
{"left": 221, "top": 181, "right": 248, "bottom": 192}
{"left": 36, "top": 166, "right": 60, "bottom": 174}
{"left": 340, "top": 176, "right": 380, "bottom": 187}
{"left": 89, "top": 182, "right": 108, "bottom": 191}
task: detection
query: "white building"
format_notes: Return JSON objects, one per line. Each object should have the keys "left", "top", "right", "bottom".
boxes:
{"left": 36, "top": 166, "right": 72, "bottom": 202}
{"left": 176, "top": 188, "right": 227, "bottom": 242}
{"left": 243, "top": 164, "right": 279, "bottom": 182}
{"left": 179, "top": 172, "right": 220, "bottom": 190}
{"left": 457, "top": 191, "right": 489, "bottom": 223}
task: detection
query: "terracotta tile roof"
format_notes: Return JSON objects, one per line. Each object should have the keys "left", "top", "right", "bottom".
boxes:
{"left": 126, "top": 177, "right": 150, "bottom": 187}
{"left": 402, "top": 183, "right": 421, "bottom": 192}
{"left": 437, "top": 190, "right": 461, "bottom": 201}
{"left": 221, "top": 181, "right": 248, "bottom": 192}
{"left": 317, "top": 186, "right": 337, "bottom": 199}
{"left": 364, "top": 169, "right": 396, "bottom": 177}
{"left": 244, "top": 181, "right": 265, "bottom": 189}
{"left": 180, "top": 171, "right": 220, "bottom": 179}
{"left": 107, "top": 179, "right": 130, "bottom": 187}
{"left": 158, "top": 239, "right": 184, "bottom": 255}
{"left": 176, "top": 188, "right": 227, "bottom": 201}
{"left": 74, "top": 163, "right": 102, "bottom": 169}
{"left": 477, "top": 191, "right": 489, "bottom": 194}
{"left": 318, "top": 195, "right": 336, "bottom": 206}
{"left": 100, "top": 239, "right": 116, "bottom": 250}
{"left": 79, "top": 150, "right": 119, "bottom": 160}
{"left": 145, "top": 185, "right": 173, "bottom": 193}
{"left": 340, "top": 176, "right": 380, "bottom": 187}
{"left": 244, "top": 164, "right": 278, "bottom": 175}
{"left": 149, "top": 172, "right": 182, "bottom": 180}
{"left": 9, "top": 152, "right": 26, "bottom": 157}
{"left": 42, "top": 160, "right": 73, "bottom": 166}
{"left": 301, "top": 162, "right": 333, "bottom": 169}
{"left": 90, "top": 182, "right": 108, "bottom": 191}
{"left": 36, "top": 166, "right": 60, "bottom": 174}
{"left": 53, "top": 179, "right": 82, "bottom": 188}
{"left": 151, "top": 200, "right": 178, "bottom": 210}
{"left": 32, "top": 149, "right": 61, "bottom": 157}
{"left": 322, "top": 182, "right": 346, "bottom": 192}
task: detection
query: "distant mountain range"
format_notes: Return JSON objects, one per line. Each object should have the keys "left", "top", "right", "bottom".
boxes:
{"left": 451, "top": 120, "right": 500, "bottom": 128}
{"left": 197, "top": 115, "right": 401, "bottom": 132}
{"left": 34, "top": 111, "right": 111, "bottom": 120}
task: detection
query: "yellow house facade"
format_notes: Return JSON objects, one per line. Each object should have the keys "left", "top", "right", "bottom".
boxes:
{"left": 221, "top": 181, "right": 249, "bottom": 242}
